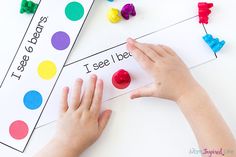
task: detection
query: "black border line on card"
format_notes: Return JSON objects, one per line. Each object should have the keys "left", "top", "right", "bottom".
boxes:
{"left": 1, "top": 8, "right": 216, "bottom": 152}
{"left": 36, "top": 56, "right": 217, "bottom": 130}
{"left": 0, "top": 1, "right": 42, "bottom": 88}
{"left": 202, "top": 23, "right": 208, "bottom": 34}
{"left": 64, "top": 15, "right": 217, "bottom": 67}
{"left": 0, "top": 0, "right": 43, "bottom": 152}
{"left": 35, "top": 15, "right": 217, "bottom": 129}
{"left": 0, "top": 0, "right": 96, "bottom": 153}
{"left": 202, "top": 23, "right": 218, "bottom": 58}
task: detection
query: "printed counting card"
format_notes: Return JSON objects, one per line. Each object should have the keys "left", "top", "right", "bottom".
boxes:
{"left": 0, "top": 0, "right": 94, "bottom": 152}
{"left": 39, "top": 17, "right": 216, "bottom": 127}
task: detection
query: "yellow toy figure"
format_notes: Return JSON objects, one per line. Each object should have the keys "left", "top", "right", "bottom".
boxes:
{"left": 107, "top": 8, "right": 121, "bottom": 23}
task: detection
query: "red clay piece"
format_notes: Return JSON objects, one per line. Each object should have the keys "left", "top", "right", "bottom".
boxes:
{"left": 112, "top": 69, "right": 131, "bottom": 89}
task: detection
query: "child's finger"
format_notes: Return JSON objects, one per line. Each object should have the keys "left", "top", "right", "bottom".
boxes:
{"left": 159, "top": 45, "right": 177, "bottom": 56}
{"left": 79, "top": 75, "right": 97, "bottom": 111}
{"left": 70, "top": 79, "right": 83, "bottom": 110}
{"left": 98, "top": 110, "right": 112, "bottom": 134}
{"left": 60, "top": 87, "right": 69, "bottom": 115}
{"left": 133, "top": 42, "right": 161, "bottom": 62}
{"left": 130, "top": 85, "right": 155, "bottom": 99}
{"left": 127, "top": 38, "right": 154, "bottom": 72}
{"left": 149, "top": 45, "right": 170, "bottom": 57}
{"left": 90, "top": 79, "right": 104, "bottom": 117}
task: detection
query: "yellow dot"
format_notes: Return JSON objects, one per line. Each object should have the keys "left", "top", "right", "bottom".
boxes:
{"left": 38, "top": 60, "right": 57, "bottom": 80}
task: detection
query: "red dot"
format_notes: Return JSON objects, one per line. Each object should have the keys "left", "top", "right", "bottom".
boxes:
{"left": 112, "top": 69, "right": 131, "bottom": 89}
{"left": 9, "top": 120, "right": 29, "bottom": 140}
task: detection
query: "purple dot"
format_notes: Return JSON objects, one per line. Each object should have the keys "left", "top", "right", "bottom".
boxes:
{"left": 51, "top": 31, "right": 70, "bottom": 50}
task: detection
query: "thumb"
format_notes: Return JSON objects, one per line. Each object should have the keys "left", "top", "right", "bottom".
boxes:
{"left": 130, "top": 85, "right": 156, "bottom": 99}
{"left": 98, "top": 110, "right": 112, "bottom": 134}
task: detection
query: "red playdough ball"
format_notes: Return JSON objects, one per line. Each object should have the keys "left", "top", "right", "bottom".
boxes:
{"left": 112, "top": 69, "right": 131, "bottom": 89}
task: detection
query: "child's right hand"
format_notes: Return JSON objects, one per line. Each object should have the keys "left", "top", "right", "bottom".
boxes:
{"left": 127, "top": 38, "right": 236, "bottom": 156}
{"left": 127, "top": 38, "right": 200, "bottom": 102}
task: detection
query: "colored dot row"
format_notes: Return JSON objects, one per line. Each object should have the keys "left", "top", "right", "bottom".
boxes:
{"left": 9, "top": 1, "right": 85, "bottom": 140}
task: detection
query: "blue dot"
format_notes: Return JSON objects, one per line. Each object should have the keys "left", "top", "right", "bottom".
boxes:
{"left": 23, "top": 90, "right": 43, "bottom": 110}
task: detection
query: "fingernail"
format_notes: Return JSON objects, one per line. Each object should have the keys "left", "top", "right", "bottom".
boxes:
{"left": 127, "top": 40, "right": 137, "bottom": 51}
{"left": 76, "top": 78, "right": 83, "bottom": 83}
{"left": 91, "top": 74, "right": 97, "bottom": 79}
{"left": 63, "top": 86, "right": 69, "bottom": 91}
{"left": 107, "top": 109, "right": 112, "bottom": 115}
{"left": 97, "top": 79, "right": 103, "bottom": 83}
{"left": 127, "top": 38, "right": 135, "bottom": 44}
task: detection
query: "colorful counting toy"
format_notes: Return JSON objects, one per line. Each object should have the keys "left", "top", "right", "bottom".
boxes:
{"left": 197, "top": 2, "right": 225, "bottom": 54}
{"left": 203, "top": 34, "right": 225, "bottom": 53}
{"left": 198, "top": 2, "right": 213, "bottom": 24}
{"left": 0, "top": 0, "right": 94, "bottom": 152}
{"left": 121, "top": 3, "right": 136, "bottom": 20}
{"left": 20, "top": 0, "right": 38, "bottom": 14}
{"left": 112, "top": 69, "right": 131, "bottom": 89}
{"left": 107, "top": 8, "right": 121, "bottom": 23}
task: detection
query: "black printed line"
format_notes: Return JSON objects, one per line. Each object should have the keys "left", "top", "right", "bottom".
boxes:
{"left": 0, "top": 1, "right": 43, "bottom": 88}
{"left": 35, "top": 57, "right": 217, "bottom": 130}
{"left": 36, "top": 15, "right": 218, "bottom": 130}
{"left": 64, "top": 15, "right": 199, "bottom": 67}
{"left": 202, "top": 24, "right": 218, "bottom": 59}
{"left": 202, "top": 23, "right": 208, "bottom": 34}
{"left": 21, "top": 0, "right": 96, "bottom": 153}
{"left": 0, "top": 0, "right": 43, "bottom": 151}
{"left": 0, "top": 0, "right": 95, "bottom": 153}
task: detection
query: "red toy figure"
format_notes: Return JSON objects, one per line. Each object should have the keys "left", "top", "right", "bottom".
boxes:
{"left": 112, "top": 69, "right": 131, "bottom": 89}
{"left": 198, "top": 2, "right": 214, "bottom": 24}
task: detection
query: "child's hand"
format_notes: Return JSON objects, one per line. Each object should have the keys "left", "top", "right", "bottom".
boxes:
{"left": 53, "top": 75, "right": 112, "bottom": 156}
{"left": 127, "top": 38, "right": 200, "bottom": 102}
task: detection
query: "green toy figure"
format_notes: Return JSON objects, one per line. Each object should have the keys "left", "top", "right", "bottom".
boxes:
{"left": 20, "top": 0, "right": 38, "bottom": 14}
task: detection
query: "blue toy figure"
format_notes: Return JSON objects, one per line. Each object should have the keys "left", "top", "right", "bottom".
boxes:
{"left": 203, "top": 34, "right": 225, "bottom": 53}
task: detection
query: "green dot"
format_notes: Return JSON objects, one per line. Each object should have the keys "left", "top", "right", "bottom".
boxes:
{"left": 65, "top": 2, "right": 84, "bottom": 21}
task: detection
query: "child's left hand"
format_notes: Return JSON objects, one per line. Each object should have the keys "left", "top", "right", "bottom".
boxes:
{"left": 51, "top": 75, "right": 112, "bottom": 156}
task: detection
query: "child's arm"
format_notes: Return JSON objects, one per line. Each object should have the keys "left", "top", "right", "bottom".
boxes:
{"left": 34, "top": 75, "right": 112, "bottom": 157}
{"left": 127, "top": 38, "right": 236, "bottom": 157}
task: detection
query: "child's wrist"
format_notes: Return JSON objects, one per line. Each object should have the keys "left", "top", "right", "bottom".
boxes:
{"left": 176, "top": 84, "right": 204, "bottom": 107}
{"left": 49, "top": 138, "right": 82, "bottom": 157}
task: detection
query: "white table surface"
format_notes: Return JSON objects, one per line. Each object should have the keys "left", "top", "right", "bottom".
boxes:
{"left": 0, "top": 0, "right": 235, "bottom": 156}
